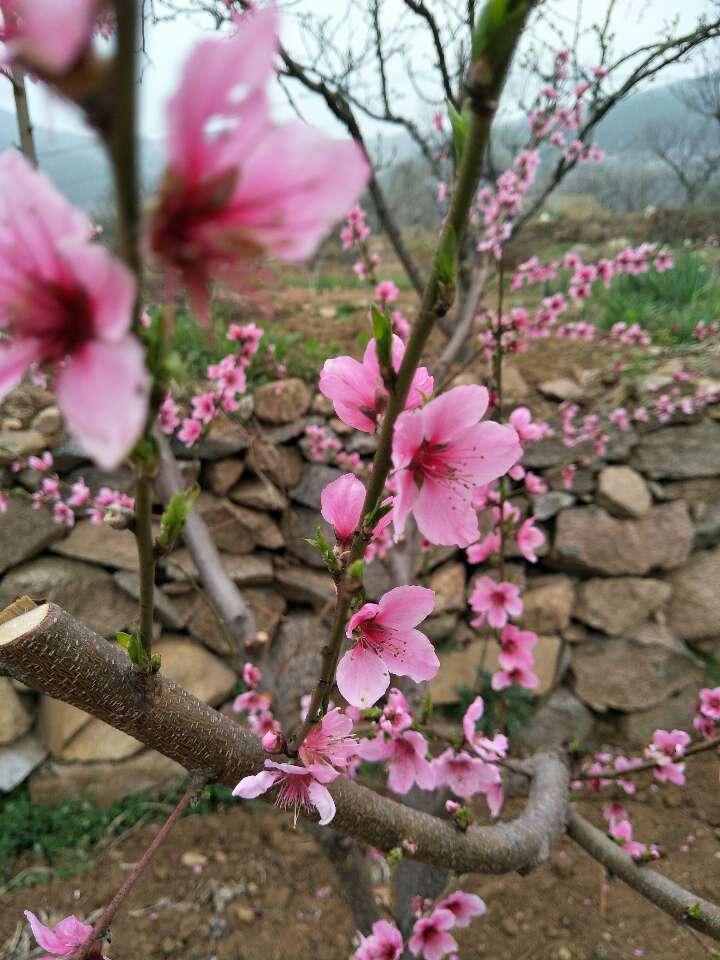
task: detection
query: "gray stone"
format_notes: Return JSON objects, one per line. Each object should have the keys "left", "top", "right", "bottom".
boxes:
{"left": 694, "top": 499, "right": 720, "bottom": 550}
{"left": 572, "top": 632, "right": 701, "bottom": 712}
{"left": 574, "top": 578, "right": 671, "bottom": 636}
{"left": 519, "top": 576, "right": 575, "bottom": 634}
{"left": 0, "top": 493, "right": 66, "bottom": 574}
{"left": 274, "top": 565, "right": 334, "bottom": 607}
{"left": 669, "top": 547, "right": 720, "bottom": 643}
{"left": 619, "top": 682, "right": 699, "bottom": 746}
{"left": 532, "top": 491, "right": 576, "bottom": 521}
{"left": 268, "top": 444, "right": 306, "bottom": 490}
{"left": 346, "top": 432, "right": 378, "bottom": 456}
{"left": 29, "top": 751, "right": 185, "bottom": 808}
{"left": 0, "top": 677, "right": 32, "bottom": 745}
{"left": 204, "top": 457, "right": 246, "bottom": 497}
{"left": 522, "top": 435, "right": 571, "bottom": 470}
{"left": 32, "top": 405, "right": 63, "bottom": 435}
{"left": 50, "top": 520, "right": 140, "bottom": 570}
{"left": 548, "top": 466, "right": 596, "bottom": 496}
{"left": 552, "top": 502, "right": 692, "bottom": 575}
{"left": 229, "top": 477, "right": 287, "bottom": 511}
{"left": 0, "top": 557, "right": 138, "bottom": 638}
{"left": 597, "top": 466, "right": 651, "bottom": 518}
{"left": 264, "top": 416, "right": 322, "bottom": 444}
{"left": 363, "top": 558, "right": 395, "bottom": 599}
{"left": 162, "top": 548, "right": 274, "bottom": 587}
{"left": 264, "top": 613, "right": 329, "bottom": 727}
{"left": 51, "top": 436, "right": 88, "bottom": 472}
{"left": 65, "top": 464, "right": 135, "bottom": 497}
{"left": 0, "top": 429, "right": 46, "bottom": 464}
{"left": 518, "top": 689, "right": 594, "bottom": 751}
{"left": 113, "top": 571, "right": 187, "bottom": 630}
{"left": 283, "top": 506, "right": 332, "bottom": 569}
{"left": 194, "top": 417, "right": 249, "bottom": 460}
{"left": 0, "top": 734, "right": 47, "bottom": 792}
{"left": 631, "top": 420, "right": 720, "bottom": 479}
{"left": 428, "top": 562, "right": 466, "bottom": 614}
{"left": 197, "top": 495, "right": 284, "bottom": 552}
{"left": 156, "top": 636, "right": 236, "bottom": 705}
{"left": 423, "top": 613, "right": 460, "bottom": 643}
{"left": 603, "top": 426, "right": 639, "bottom": 463}
{"left": 290, "top": 464, "right": 342, "bottom": 510}
{"left": 255, "top": 378, "right": 311, "bottom": 424}
{"left": 538, "top": 378, "right": 584, "bottom": 402}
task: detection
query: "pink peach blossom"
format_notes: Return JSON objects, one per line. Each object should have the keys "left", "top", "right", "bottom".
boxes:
{"left": 432, "top": 749, "right": 500, "bottom": 801}
{"left": 409, "top": 909, "right": 457, "bottom": 960}
{"left": 1, "top": 0, "right": 102, "bottom": 74}
{"left": 299, "top": 707, "right": 357, "bottom": 772}
{"left": 392, "top": 385, "right": 521, "bottom": 547}
{"left": 151, "top": 7, "right": 369, "bottom": 320}
{"left": 24, "top": 911, "right": 106, "bottom": 960}
{"left": 233, "top": 759, "right": 337, "bottom": 826}
{"left": 515, "top": 517, "right": 544, "bottom": 562}
{"left": 375, "top": 280, "right": 399, "bottom": 303}
{"left": 699, "top": 687, "right": 720, "bottom": 720}
{"left": 242, "top": 663, "right": 262, "bottom": 688}
{"left": 321, "top": 473, "right": 366, "bottom": 542}
{"left": 354, "top": 920, "right": 404, "bottom": 960}
{"left": 320, "top": 335, "right": 433, "bottom": 433}
{"left": 436, "top": 891, "right": 486, "bottom": 928}
{"left": 0, "top": 152, "right": 148, "bottom": 469}
{"left": 469, "top": 577, "right": 523, "bottom": 629}
{"left": 336, "top": 585, "right": 438, "bottom": 708}
{"left": 357, "top": 729, "right": 435, "bottom": 795}
{"left": 498, "top": 624, "right": 537, "bottom": 671}
{"left": 379, "top": 687, "right": 413, "bottom": 735}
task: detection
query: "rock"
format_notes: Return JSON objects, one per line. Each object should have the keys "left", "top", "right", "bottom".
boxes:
{"left": 0, "top": 734, "right": 47, "bottom": 792}
{"left": 231, "top": 504, "right": 284, "bottom": 550}
{"left": 0, "top": 429, "right": 46, "bottom": 464}
{"left": 694, "top": 499, "right": 720, "bottom": 550}
{"left": 66, "top": 464, "right": 135, "bottom": 496}
{"left": 58, "top": 719, "right": 144, "bottom": 762}
{"left": 428, "top": 642, "right": 486, "bottom": 705}
{"left": 290, "top": 464, "right": 342, "bottom": 510}
{"left": 29, "top": 751, "right": 185, "bottom": 808}
{"left": 620, "top": 682, "right": 699, "bottom": 746}
{"left": 0, "top": 557, "right": 138, "bottom": 638}
{"left": 522, "top": 435, "right": 571, "bottom": 470}
{"left": 265, "top": 614, "right": 329, "bottom": 726}
{"left": 312, "top": 393, "right": 334, "bottom": 416}
{"left": 246, "top": 437, "right": 283, "bottom": 478}
{"left": 538, "top": 378, "right": 584, "bottom": 402}
{"left": 363, "top": 558, "right": 395, "bottom": 599}
{"left": 229, "top": 477, "right": 287, "bottom": 511}
{"left": 0, "top": 677, "right": 32, "bottom": 745}
{"left": 552, "top": 503, "right": 692, "bottom": 575}
{"left": 346, "top": 432, "right": 378, "bottom": 456}
{"left": 428, "top": 562, "right": 466, "bottom": 614}
{"left": 274, "top": 565, "right": 334, "bottom": 607}
{"left": 255, "top": 378, "right": 311, "bottom": 424}
{"left": 503, "top": 364, "right": 530, "bottom": 401}
{"left": 155, "top": 637, "right": 236, "bottom": 705}
{"left": 596, "top": 466, "right": 651, "bottom": 518}
{"left": 51, "top": 436, "right": 88, "bottom": 472}
{"left": 572, "top": 632, "right": 701, "bottom": 712}
{"left": 636, "top": 373, "right": 673, "bottom": 396}
{"left": 518, "top": 689, "right": 594, "bottom": 751}
{"left": 669, "top": 547, "right": 720, "bottom": 643}
{"left": 50, "top": 520, "right": 140, "bottom": 570}
{"left": 268, "top": 445, "right": 306, "bottom": 490}
{"left": 32, "top": 406, "right": 63, "bottom": 435}
{"left": 245, "top": 589, "right": 287, "bottom": 640}
{"left": 38, "top": 697, "right": 89, "bottom": 756}
{"left": 603, "top": 427, "right": 638, "bottom": 463}
{"left": 162, "top": 549, "right": 274, "bottom": 587}
{"left": 632, "top": 420, "right": 720, "bottom": 479}
{"left": 114, "top": 572, "right": 187, "bottom": 630}
{"left": 189, "top": 589, "right": 286, "bottom": 653}
{"left": 198, "top": 495, "right": 284, "bottom": 552}
{"left": 329, "top": 416, "right": 352, "bottom": 436}
{"left": 0, "top": 493, "right": 66, "bottom": 574}
{"left": 283, "top": 506, "right": 333, "bottom": 569}
{"left": 193, "top": 417, "right": 249, "bottom": 460}
{"left": 532, "top": 491, "right": 576, "bottom": 521}
{"left": 548, "top": 466, "right": 596, "bottom": 496}
{"left": 519, "top": 576, "right": 575, "bottom": 634}
{"left": 204, "top": 458, "right": 246, "bottom": 497}
{"left": 423, "top": 613, "right": 459, "bottom": 643}
{"left": 265, "top": 416, "right": 321, "bottom": 445}
{"left": 574, "top": 578, "right": 671, "bottom": 636}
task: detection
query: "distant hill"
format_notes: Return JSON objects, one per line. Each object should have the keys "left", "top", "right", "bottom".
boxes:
{"left": 0, "top": 108, "right": 165, "bottom": 212}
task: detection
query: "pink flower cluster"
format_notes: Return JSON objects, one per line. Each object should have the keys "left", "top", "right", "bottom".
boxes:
{"left": 233, "top": 662, "right": 283, "bottom": 752}
{"left": 304, "top": 424, "right": 364, "bottom": 474}
{"left": 694, "top": 686, "right": 720, "bottom": 739}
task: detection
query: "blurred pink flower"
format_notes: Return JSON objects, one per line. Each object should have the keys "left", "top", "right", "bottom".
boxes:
{"left": 1, "top": 0, "right": 102, "bottom": 74}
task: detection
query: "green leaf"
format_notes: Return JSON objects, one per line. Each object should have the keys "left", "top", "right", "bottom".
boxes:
{"left": 115, "top": 631, "right": 133, "bottom": 651}
{"left": 420, "top": 692, "right": 433, "bottom": 724}
{"left": 116, "top": 628, "right": 150, "bottom": 668}
{"left": 447, "top": 99, "right": 471, "bottom": 165}
{"left": 347, "top": 559, "right": 365, "bottom": 582}
{"left": 437, "top": 225, "right": 458, "bottom": 287}
{"left": 305, "top": 525, "right": 340, "bottom": 573}
{"left": 370, "top": 304, "right": 393, "bottom": 379}
{"left": 386, "top": 846, "right": 404, "bottom": 864}
{"left": 157, "top": 485, "right": 200, "bottom": 554}
{"left": 363, "top": 500, "right": 393, "bottom": 532}
{"left": 687, "top": 903, "right": 702, "bottom": 919}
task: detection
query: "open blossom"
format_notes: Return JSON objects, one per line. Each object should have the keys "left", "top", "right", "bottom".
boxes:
{"left": 0, "top": 0, "right": 103, "bottom": 74}
{"left": 354, "top": 920, "right": 404, "bottom": 960}
{"left": 379, "top": 687, "right": 414, "bottom": 735}
{"left": 698, "top": 687, "right": 720, "bottom": 721}
{"left": 515, "top": 517, "right": 544, "bottom": 563}
{"left": 24, "top": 911, "right": 107, "bottom": 960}
{"left": 509, "top": 406, "right": 544, "bottom": 443}
{"left": 645, "top": 729, "right": 691, "bottom": 785}
{"left": 375, "top": 280, "right": 399, "bottom": 303}
{"left": 321, "top": 473, "right": 366, "bottom": 542}
{"left": 392, "top": 385, "right": 521, "bottom": 547}
{"left": 320, "top": 335, "right": 433, "bottom": 433}
{"left": 432, "top": 749, "right": 500, "bottom": 802}
{"left": 469, "top": 577, "right": 522, "bottom": 629}
{"left": 436, "top": 891, "right": 486, "bottom": 928}
{"left": 0, "top": 152, "right": 149, "bottom": 469}
{"left": 336, "top": 586, "right": 438, "bottom": 708}
{"left": 242, "top": 662, "right": 262, "bottom": 688}
{"left": 233, "top": 759, "right": 337, "bottom": 826}
{"left": 461, "top": 697, "right": 507, "bottom": 762}
{"left": 299, "top": 707, "right": 357, "bottom": 772}
{"left": 409, "top": 909, "right": 458, "bottom": 960}
{"left": 151, "top": 6, "right": 369, "bottom": 320}
{"left": 357, "top": 729, "right": 435, "bottom": 795}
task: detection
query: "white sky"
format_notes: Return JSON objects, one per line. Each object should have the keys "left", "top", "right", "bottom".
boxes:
{"left": 1, "top": 0, "right": 716, "bottom": 142}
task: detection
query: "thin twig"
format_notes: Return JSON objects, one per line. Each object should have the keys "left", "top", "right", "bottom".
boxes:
{"left": 574, "top": 735, "right": 720, "bottom": 782}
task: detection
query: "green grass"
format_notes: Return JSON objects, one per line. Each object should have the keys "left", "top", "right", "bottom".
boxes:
{"left": 587, "top": 251, "right": 720, "bottom": 345}
{"left": 0, "top": 782, "right": 234, "bottom": 890}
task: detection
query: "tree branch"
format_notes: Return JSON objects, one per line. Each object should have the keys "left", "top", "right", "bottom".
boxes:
{"left": 567, "top": 811, "right": 720, "bottom": 942}
{"left": 0, "top": 603, "right": 569, "bottom": 876}
{"left": 401, "top": 0, "right": 458, "bottom": 108}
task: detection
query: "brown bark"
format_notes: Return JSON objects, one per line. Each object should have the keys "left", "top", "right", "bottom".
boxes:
{"left": 10, "top": 67, "right": 38, "bottom": 168}
{"left": 0, "top": 603, "right": 569, "bottom": 875}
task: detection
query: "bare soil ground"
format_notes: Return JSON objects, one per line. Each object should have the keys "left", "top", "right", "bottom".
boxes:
{"left": 2, "top": 752, "right": 719, "bottom": 960}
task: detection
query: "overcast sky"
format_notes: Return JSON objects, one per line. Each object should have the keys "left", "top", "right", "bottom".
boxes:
{"left": 1, "top": 0, "right": 716, "bottom": 145}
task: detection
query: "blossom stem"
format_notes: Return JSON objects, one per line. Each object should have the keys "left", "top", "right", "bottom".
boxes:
{"left": 494, "top": 259, "right": 507, "bottom": 581}
{"left": 294, "top": 4, "right": 534, "bottom": 746}
{"left": 134, "top": 472, "right": 155, "bottom": 660}
{"left": 69, "top": 779, "right": 204, "bottom": 960}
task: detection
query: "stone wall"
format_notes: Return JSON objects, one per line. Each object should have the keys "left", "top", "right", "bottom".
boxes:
{"left": 1, "top": 375, "right": 719, "bottom": 807}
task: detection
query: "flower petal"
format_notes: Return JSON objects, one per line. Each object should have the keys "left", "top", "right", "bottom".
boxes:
{"left": 379, "top": 628, "right": 439, "bottom": 684}
{"left": 336, "top": 644, "right": 390, "bottom": 708}
{"left": 421, "top": 384, "right": 489, "bottom": 444}
{"left": 232, "top": 770, "right": 280, "bottom": 799}
{"left": 306, "top": 779, "right": 336, "bottom": 825}
{"left": 377, "top": 585, "right": 435, "bottom": 629}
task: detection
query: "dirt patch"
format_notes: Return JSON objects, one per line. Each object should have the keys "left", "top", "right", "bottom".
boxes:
{"left": 2, "top": 752, "right": 719, "bottom": 960}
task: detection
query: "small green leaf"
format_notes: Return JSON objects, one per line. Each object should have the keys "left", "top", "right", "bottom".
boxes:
{"left": 363, "top": 501, "right": 393, "bottom": 532}
{"left": 386, "top": 846, "right": 404, "bottom": 864}
{"left": 115, "top": 631, "right": 133, "bottom": 651}
{"left": 157, "top": 485, "right": 200, "bottom": 554}
{"left": 420, "top": 692, "right": 433, "bottom": 724}
{"left": 362, "top": 707, "right": 382, "bottom": 721}
{"left": 447, "top": 99, "right": 471, "bottom": 165}
{"left": 453, "top": 807, "right": 471, "bottom": 831}
{"left": 347, "top": 559, "right": 365, "bottom": 582}
{"left": 687, "top": 903, "right": 702, "bottom": 919}
{"left": 305, "top": 525, "right": 340, "bottom": 573}
{"left": 370, "top": 304, "right": 393, "bottom": 381}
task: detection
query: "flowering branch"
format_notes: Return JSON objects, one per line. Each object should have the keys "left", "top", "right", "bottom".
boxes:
{"left": 70, "top": 779, "right": 205, "bottom": 960}
{"left": 567, "top": 811, "right": 720, "bottom": 942}
{"left": 574, "top": 734, "right": 720, "bottom": 782}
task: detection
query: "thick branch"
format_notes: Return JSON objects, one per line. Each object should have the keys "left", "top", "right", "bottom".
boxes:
{"left": 568, "top": 811, "right": 720, "bottom": 942}
{"left": 155, "top": 433, "right": 256, "bottom": 650}
{"left": 0, "top": 604, "right": 568, "bottom": 876}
